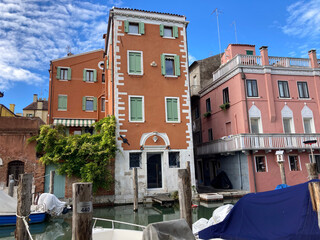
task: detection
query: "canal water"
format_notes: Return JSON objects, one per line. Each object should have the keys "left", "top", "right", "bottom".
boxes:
{"left": 0, "top": 201, "right": 236, "bottom": 239}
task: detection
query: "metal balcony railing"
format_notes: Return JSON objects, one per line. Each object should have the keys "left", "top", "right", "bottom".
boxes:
{"left": 196, "top": 133, "right": 320, "bottom": 156}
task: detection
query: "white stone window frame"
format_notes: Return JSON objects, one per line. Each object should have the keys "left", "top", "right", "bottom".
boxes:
{"left": 58, "top": 94, "right": 67, "bottom": 111}
{"left": 59, "top": 66, "right": 70, "bottom": 81}
{"left": 84, "top": 68, "right": 95, "bottom": 83}
{"left": 249, "top": 105, "right": 263, "bottom": 133}
{"left": 254, "top": 155, "right": 268, "bottom": 172}
{"left": 288, "top": 155, "right": 301, "bottom": 171}
{"left": 281, "top": 105, "right": 295, "bottom": 134}
{"left": 128, "top": 95, "right": 145, "bottom": 123}
{"left": 301, "top": 105, "right": 315, "bottom": 133}
{"left": 128, "top": 22, "right": 141, "bottom": 36}
{"left": 165, "top": 96, "right": 180, "bottom": 123}
{"left": 163, "top": 53, "right": 178, "bottom": 78}
{"left": 297, "top": 81, "right": 310, "bottom": 100}
{"left": 127, "top": 50, "right": 143, "bottom": 76}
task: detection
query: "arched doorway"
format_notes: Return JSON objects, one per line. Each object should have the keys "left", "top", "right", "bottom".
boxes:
{"left": 7, "top": 160, "right": 24, "bottom": 186}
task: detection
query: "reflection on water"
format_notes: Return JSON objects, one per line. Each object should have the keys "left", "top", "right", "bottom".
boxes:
{"left": 0, "top": 201, "right": 237, "bottom": 239}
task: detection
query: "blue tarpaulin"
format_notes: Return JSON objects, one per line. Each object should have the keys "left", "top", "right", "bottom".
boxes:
{"left": 199, "top": 180, "right": 320, "bottom": 240}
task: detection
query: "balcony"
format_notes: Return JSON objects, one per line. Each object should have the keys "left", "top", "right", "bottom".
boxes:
{"left": 213, "top": 54, "right": 313, "bottom": 81}
{"left": 196, "top": 134, "right": 320, "bottom": 156}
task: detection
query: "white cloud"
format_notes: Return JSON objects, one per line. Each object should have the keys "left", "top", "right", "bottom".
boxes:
{"left": 188, "top": 54, "right": 196, "bottom": 65}
{"left": 282, "top": 0, "right": 320, "bottom": 38}
{"left": 0, "top": 0, "right": 118, "bottom": 90}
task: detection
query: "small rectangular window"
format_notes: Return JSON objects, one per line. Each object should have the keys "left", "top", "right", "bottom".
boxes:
{"left": 102, "top": 73, "right": 105, "bottom": 83}
{"left": 86, "top": 97, "right": 94, "bottom": 111}
{"left": 278, "top": 81, "right": 290, "bottom": 98}
{"left": 130, "top": 153, "right": 141, "bottom": 168}
{"left": 161, "top": 54, "right": 180, "bottom": 76}
{"left": 58, "top": 95, "right": 67, "bottom": 111}
{"left": 128, "top": 51, "right": 142, "bottom": 75}
{"left": 246, "top": 80, "right": 258, "bottom": 97}
{"left": 164, "top": 26, "right": 173, "bottom": 37}
{"left": 166, "top": 97, "right": 179, "bottom": 122}
{"left": 283, "top": 118, "right": 293, "bottom": 133}
{"left": 60, "top": 68, "right": 69, "bottom": 80}
{"left": 303, "top": 118, "right": 312, "bottom": 133}
{"left": 289, "top": 156, "right": 300, "bottom": 171}
{"left": 208, "top": 128, "right": 213, "bottom": 141}
{"left": 297, "top": 82, "right": 309, "bottom": 98}
{"left": 255, "top": 156, "right": 266, "bottom": 172}
{"left": 169, "top": 152, "right": 180, "bottom": 168}
{"left": 129, "top": 22, "right": 139, "bottom": 34}
{"left": 250, "top": 118, "right": 260, "bottom": 134}
{"left": 206, "top": 98, "right": 211, "bottom": 112}
{"left": 223, "top": 88, "right": 229, "bottom": 104}
{"left": 130, "top": 96, "right": 143, "bottom": 122}
{"left": 101, "top": 97, "right": 105, "bottom": 112}
{"left": 246, "top": 50, "right": 253, "bottom": 55}
{"left": 86, "top": 70, "right": 94, "bottom": 82}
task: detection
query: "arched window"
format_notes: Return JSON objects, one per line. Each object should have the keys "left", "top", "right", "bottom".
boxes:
{"left": 281, "top": 105, "right": 295, "bottom": 133}
{"left": 7, "top": 161, "right": 24, "bottom": 186}
{"left": 249, "top": 105, "right": 263, "bottom": 133}
{"left": 301, "top": 105, "right": 315, "bottom": 133}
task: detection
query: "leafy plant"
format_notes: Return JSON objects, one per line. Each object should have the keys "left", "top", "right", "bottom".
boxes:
{"left": 219, "top": 102, "right": 230, "bottom": 110}
{"left": 28, "top": 116, "right": 116, "bottom": 192}
{"left": 203, "top": 111, "right": 211, "bottom": 118}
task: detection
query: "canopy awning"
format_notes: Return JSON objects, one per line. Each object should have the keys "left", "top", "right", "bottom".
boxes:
{"left": 53, "top": 119, "right": 96, "bottom": 127}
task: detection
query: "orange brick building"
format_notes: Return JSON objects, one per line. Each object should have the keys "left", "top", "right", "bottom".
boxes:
{"left": 48, "top": 8, "right": 195, "bottom": 203}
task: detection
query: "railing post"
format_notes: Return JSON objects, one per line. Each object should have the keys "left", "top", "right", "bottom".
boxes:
{"left": 8, "top": 174, "right": 15, "bottom": 197}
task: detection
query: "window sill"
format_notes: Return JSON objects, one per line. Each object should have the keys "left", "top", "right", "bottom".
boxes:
{"left": 298, "top": 98, "right": 311, "bottom": 100}
{"left": 85, "top": 110, "right": 94, "bottom": 112}
{"left": 58, "top": 109, "right": 67, "bottom": 111}
{"left": 247, "top": 96, "right": 260, "bottom": 99}
{"left": 129, "top": 120, "right": 145, "bottom": 123}
{"left": 128, "top": 73, "right": 143, "bottom": 76}
{"left": 165, "top": 75, "right": 178, "bottom": 78}
{"left": 162, "top": 36, "right": 176, "bottom": 39}
{"left": 279, "top": 97, "right": 292, "bottom": 100}
{"left": 127, "top": 33, "right": 142, "bottom": 36}
{"left": 166, "top": 121, "right": 180, "bottom": 124}
{"left": 85, "top": 81, "right": 95, "bottom": 83}
{"left": 58, "top": 79, "right": 69, "bottom": 81}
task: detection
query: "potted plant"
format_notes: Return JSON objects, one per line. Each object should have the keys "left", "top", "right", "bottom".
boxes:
{"left": 203, "top": 111, "right": 211, "bottom": 118}
{"left": 219, "top": 102, "right": 230, "bottom": 110}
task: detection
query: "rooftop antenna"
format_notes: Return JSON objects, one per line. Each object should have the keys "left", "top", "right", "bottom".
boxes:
{"left": 66, "top": 45, "right": 73, "bottom": 56}
{"left": 211, "top": 8, "right": 222, "bottom": 59}
{"left": 232, "top": 21, "right": 238, "bottom": 44}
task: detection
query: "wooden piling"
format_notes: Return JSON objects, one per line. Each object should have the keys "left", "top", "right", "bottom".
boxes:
{"left": 49, "top": 170, "right": 55, "bottom": 194}
{"left": 279, "top": 162, "right": 287, "bottom": 185}
{"left": 15, "top": 173, "right": 33, "bottom": 240}
{"left": 8, "top": 174, "right": 14, "bottom": 197}
{"left": 308, "top": 182, "right": 320, "bottom": 229}
{"left": 306, "top": 163, "right": 318, "bottom": 180}
{"left": 133, "top": 167, "right": 138, "bottom": 212}
{"left": 72, "top": 182, "right": 93, "bottom": 240}
{"left": 178, "top": 167, "right": 192, "bottom": 229}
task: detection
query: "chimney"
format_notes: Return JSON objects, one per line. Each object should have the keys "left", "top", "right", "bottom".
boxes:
{"left": 308, "top": 49, "right": 318, "bottom": 68}
{"left": 9, "top": 104, "right": 15, "bottom": 113}
{"left": 33, "top": 94, "right": 38, "bottom": 102}
{"left": 37, "top": 101, "right": 43, "bottom": 110}
{"left": 259, "top": 46, "right": 269, "bottom": 66}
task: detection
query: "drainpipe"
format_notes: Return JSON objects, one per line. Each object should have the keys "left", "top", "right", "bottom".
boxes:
{"left": 111, "top": 13, "right": 115, "bottom": 116}
{"left": 48, "top": 61, "right": 53, "bottom": 124}
{"left": 241, "top": 67, "right": 257, "bottom": 193}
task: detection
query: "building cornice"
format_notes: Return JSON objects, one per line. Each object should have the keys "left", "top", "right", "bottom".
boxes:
{"left": 51, "top": 49, "right": 104, "bottom": 62}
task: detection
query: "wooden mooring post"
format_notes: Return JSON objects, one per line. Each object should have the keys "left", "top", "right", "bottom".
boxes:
{"left": 279, "top": 162, "right": 287, "bottom": 185}
{"left": 49, "top": 170, "right": 55, "bottom": 194}
{"left": 306, "top": 163, "right": 318, "bottom": 180}
{"left": 133, "top": 167, "right": 138, "bottom": 212}
{"left": 308, "top": 181, "right": 320, "bottom": 229}
{"left": 72, "top": 182, "right": 93, "bottom": 240}
{"left": 178, "top": 161, "right": 192, "bottom": 229}
{"left": 8, "top": 174, "right": 15, "bottom": 197}
{"left": 15, "top": 173, "right": 33, "bottom": 240}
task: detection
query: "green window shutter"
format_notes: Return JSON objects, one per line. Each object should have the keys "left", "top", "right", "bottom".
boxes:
{"left": 174, "top": 55, "right": 180, "bottom": 76}
{"left": 93, "top": 97, "right": 97, "bottom": 111}
{"left": 56, "top": 67, "right": 61, "bottom": 79}
{"left": 129, "top": 52, "right": 135, "bottom": 73}
{"left": 160, "top": 24, "right": 164, "bottom": 36}
{"left": 166, "top": 98, "right": 178, "bottom": 121}
{"left": 83, "top": 69, "right": 86, "bottom": 81}
{"left": 173, "top": 26, "right": 179, "bottom": 38}
{"left": 135, "top": 53, "right": 141, "bottom": 74}
{"left": 67, "top": 68, "right": 72, "bottom": 80}
{"left": 82, "top": 97, "right": 86, "bottom": 110}
{"left": 139, "top": 22, "right": 145, "bottom": 34}
{"left": 161, "top": 54, "right": 166, "bottom": 75}
{"left": 63, "top": 96, "right": 68, "bottom": 110}
{"left": 124, "top": 20, "right": 129, "bottom": 33}
{"left": 130, "top": 97, "right": 143, "bottom": 121}
{"left": 58, "top": 96, "right": 63, "bottom": 109}
{"left": 93, "top": 70, "right": 97, "bottom": 82}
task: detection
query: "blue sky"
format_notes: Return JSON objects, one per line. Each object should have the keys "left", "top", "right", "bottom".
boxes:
{"left": 1, "top": 0, "right": 320, "bottom": 113}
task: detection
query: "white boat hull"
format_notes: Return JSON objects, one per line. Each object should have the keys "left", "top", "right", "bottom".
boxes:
{"left": 93, "top": 228, "right": 143, "bottom": 240}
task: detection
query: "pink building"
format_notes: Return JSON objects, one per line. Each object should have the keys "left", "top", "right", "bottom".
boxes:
{"left": 192, "top": 44, "right": 320, "bottom": 192}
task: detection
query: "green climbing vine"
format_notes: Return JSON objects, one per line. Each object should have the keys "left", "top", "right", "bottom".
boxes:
{"left": 28, "top": 116, "right": 116, "bottom": 192}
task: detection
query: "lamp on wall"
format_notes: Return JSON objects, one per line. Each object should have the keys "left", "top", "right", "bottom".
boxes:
{"left": 275, "top": 150, "right": 284, "bottom": 163}
{"left": 303, "top": 140, "right": 317, "bottom": 163}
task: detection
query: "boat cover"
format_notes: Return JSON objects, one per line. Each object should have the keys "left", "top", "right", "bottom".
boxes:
{"left": 199, "top": 180, "right": 320, "bottom": 240}
{"left": 143, "top": 219, "right": 195, "bottom": 240}
{"left": 0, "top": 190, "right": 17, "bottom": 214}
{"left": 37, "top": 193, "right": 66, "bottom": 216}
